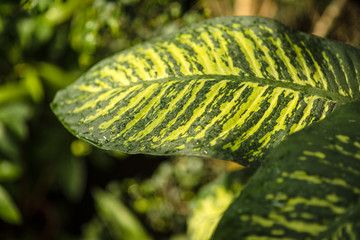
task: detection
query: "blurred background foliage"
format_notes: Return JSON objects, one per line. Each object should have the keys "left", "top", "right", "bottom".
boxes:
{"left": 0, "top": 0, "right": 359, "bottom": 239}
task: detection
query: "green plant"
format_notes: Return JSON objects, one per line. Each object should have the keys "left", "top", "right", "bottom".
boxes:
{"left": 0, "top": 1, "right": 207, "bottom": 237}
{"left": 51, "top": 16, "right": 360, "bottom": 239}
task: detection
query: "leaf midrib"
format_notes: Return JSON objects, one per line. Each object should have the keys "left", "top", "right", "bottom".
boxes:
{"left": 85, "top": 74, "right": 353, "bottom": 103}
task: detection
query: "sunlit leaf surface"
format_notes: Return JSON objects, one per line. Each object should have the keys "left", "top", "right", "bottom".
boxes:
{"left": 51, "top": 16, "right": 360, "bottom": 166}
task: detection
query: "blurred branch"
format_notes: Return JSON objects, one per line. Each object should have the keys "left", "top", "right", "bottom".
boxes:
{"left": 233, "top": 0, "right": 277, "bottom": 18}
{"left": 233, "top": 0, "right": 259, "bottom": 16}
{"left": 312, "top": 0, "right": 348, "bottom": 37}
{"left": 206, "top": 0, "right": 233, "bottom": 17}
{"left": 0, "top": 83, "right": 28, "bottom": 105}
{"left": 258, "top": 0, "right": 277, "bottom": 18}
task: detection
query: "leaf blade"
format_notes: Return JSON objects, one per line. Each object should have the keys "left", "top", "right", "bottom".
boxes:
{"left": 0, "top": 185, "right": 22, "bottom": 225}
{"left": 51, "top": 16, "right": 360, "bottom": 166}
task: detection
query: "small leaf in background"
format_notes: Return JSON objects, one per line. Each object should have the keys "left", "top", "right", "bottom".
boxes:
{"left": 0, "top": 122, "right": 19, "bottom": 160}
{"left": 37, "top": 62, "right": 78, "bottom": 89}
{"left": 0, "top": 102, "right": 33, "bottom": 160}
{"left": 213, "top": 100, "right": 360, "bottom": 239}
{"left": 0, "top": 161, "right": 22, "bottom": 182}
{"left": 51, "top": 16, "right": 360, "bottom": 167}
{"left": 81, "top": 217, "right": 108, "bottom": 240}
{"left": 71, "top": 139, "right": 92, "bottom": 157}
{"left": 0, "top": 83, "right": 28, "bottom": 105}
{"left": 56, "top": 156, "right": 86, "bottom": 202}
{"left": 187, "top": 169, "right": 254, "bottom": 240}
{"left": 20, "top": 0, "right": 53, "bottom": 12}
{"left": 22, "top": 66, "right": 44, "bottom": 103}
{"left": 93, "top": 188, "right": 152, "bottom": 240}
{"left": 0, "top": 185, "right": 22, "bottom": 225}
{"left": 17, "top": 18, "right": 37, "bottom": 48}
{"left": 0, "top": 103, "right": 33, "bottom": 139}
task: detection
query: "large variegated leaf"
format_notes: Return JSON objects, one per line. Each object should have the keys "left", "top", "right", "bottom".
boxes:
{"left": 212, "top": 100, "right": 360, "bottom": 239}
{"left": 51, "top": 16, "right": 360, "bottom": 166}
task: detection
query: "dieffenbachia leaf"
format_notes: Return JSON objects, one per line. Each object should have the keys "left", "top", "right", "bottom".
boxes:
{"left": 317, "top": 200, "right": 360, "bottom": 239}
{"left": 188, "top": 169, "right": 255, "bottom": 240}
{"left": 212, "top": 100, "right": 360, "bottom": 239}
{"left": 51, "top": 16, "right": 360, "bottom": 167}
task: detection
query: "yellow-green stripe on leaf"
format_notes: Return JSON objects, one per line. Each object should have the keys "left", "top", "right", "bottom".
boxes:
{"left": 51, "top": 16, "right": 360, "bottom": 167}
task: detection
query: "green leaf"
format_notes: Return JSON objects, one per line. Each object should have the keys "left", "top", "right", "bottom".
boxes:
{"left": 0, "top": 103, "right": 33, "bottom": 139}
{"left": 0, "top": 185, "right": 22, "bottom": 225}
{"left": 0, "top": 82, "right": 28, "bottom": 105}
{"left": 93, "top": 188, "right": 152, "bottom": 240}
{"left": 212, "top": 100, "right": 360, "bottom": 239}
{"left": 56, "top": 157, "right": 86, "bottom": 202}
{"left": 0, "top": 103, "right": 33, "bottom": 160}
{"left": 23, "top": 66, "right": 44, "bottom": 102}
{"left": 0, "top": 161, "right": 22, "bottom": 182}
{"left": 187, "top": 169, "right": 254, "bottom": 240}
{"left": 317, "top": 199, "right": 360, "bottom": 239}
{"left": 51, "top": 16, "right": 360, "bottom": 166}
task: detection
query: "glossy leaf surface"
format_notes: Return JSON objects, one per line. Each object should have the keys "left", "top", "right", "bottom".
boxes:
{"left": 213, "top": 100, "right": 360, "bottom": 239}
{"left": 51, "top": 16, "right": 360, "bottom": 166}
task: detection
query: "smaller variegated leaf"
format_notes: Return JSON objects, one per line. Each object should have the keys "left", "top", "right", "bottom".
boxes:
{"left": 317, "top": 200, "right": 360, "bottom": 239}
